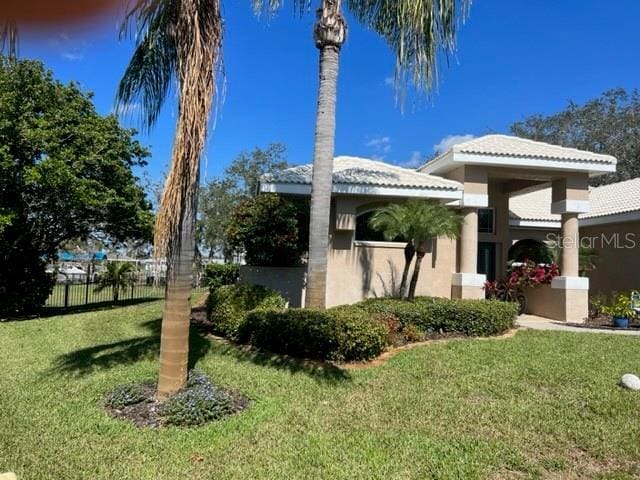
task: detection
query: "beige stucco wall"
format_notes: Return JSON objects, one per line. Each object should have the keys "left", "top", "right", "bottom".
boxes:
{"left": 523, "top": 284, "right": 588, "bottom": 323}
{"left": 581, "top": 220, "right": 640, "bottom": 296}
{"left": 325, "top": 196, "right": 457, "bottom": 307}
{"left": 240, "top": 266, "right": 306, "bottom": 308}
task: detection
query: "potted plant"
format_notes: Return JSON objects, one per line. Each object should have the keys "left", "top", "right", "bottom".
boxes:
{"left": 603, "top": 293, "right": 637, "bottom": 329}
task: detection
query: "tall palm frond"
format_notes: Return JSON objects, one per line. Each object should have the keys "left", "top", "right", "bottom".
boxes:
{"left": 253, "top": 0, "right": 470, "bottom": 94}
{"left": 117, "top": 0, "right": 224, "bottom": 264}
{"left": 347, "top": 0, "right": 471, "bottom": 93}
{"left": 0, "top": 21, "right": 18, "bottom": 58}
{"left": 116, "top": 0, "right": 180, "bottom": 131}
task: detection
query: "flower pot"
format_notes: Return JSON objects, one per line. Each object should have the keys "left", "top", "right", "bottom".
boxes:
{"left": 613, "top": 316, "right": 630, "bottom": 329}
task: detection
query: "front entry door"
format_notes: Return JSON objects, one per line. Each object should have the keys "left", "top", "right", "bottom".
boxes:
{"left": 478, "top": 242, "right": 496, "bottom": 281}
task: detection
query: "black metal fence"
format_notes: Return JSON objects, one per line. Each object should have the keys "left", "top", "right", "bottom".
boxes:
{"left": 44, "top": 263, "right": 207, "bottom": 310}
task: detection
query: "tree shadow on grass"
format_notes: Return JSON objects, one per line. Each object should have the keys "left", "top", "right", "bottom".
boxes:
{"left": 39, "top": 297, "right": 162, "bottom": 319}
{"left": 207, "top": 341, "right": 352, "bottom": 385}
{"left": 49, "top": 318, "right": 211, "bottom": 377}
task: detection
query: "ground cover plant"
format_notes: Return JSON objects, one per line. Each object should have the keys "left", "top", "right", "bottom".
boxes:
{"left": 1, "top": 299, "right": 640, "bottom": 479}
{"left": 104, "top": 369, "right": 248, "bottom": 428}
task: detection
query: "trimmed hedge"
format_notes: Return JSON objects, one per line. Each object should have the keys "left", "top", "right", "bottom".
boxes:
{"left": 359, "top": 297, "right": 518, "bottom": 337}
{"left": 207, "top": 283, "right": 286, "bottom": 339}
{"left": 203, "top": 263, "right": 240, "bottom": 290}
{"left": 239, "top": 305, "right": 387, "bottom": 362}
{"left": 209, "top": 286, "right": 517, "bottom": 363}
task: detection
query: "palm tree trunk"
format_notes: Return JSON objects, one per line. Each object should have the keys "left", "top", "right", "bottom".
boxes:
{"left": 155, "top": 0, "right": 218, "bottom": 400}
{"left": 305, "top": 0, "right": 346, "bottom": 309}
{"left": 399, "top": 242, "right": 415, "bottom": 298}
{"left": 407, "top": 252, "right": 425, "bottom": 301}
{"left": 157, "top": 206, "right": 196, "bottom": 400}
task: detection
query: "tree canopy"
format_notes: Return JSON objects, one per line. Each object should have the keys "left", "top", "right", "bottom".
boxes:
{"left": 0, "top": 56, "right": 153, "bottom": 315}
{"left": 198, "top": 143, "right": 289, "bottom": 259}
{"left": 511, "top": 88, "right": 640, "bottom": 185}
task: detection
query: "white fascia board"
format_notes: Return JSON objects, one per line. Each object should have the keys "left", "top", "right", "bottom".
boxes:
{"left": 551, "top": 199, "right": 590, "bottom": 214}
{"left": 454, "top": 153, "right": 616, "bottom": 174}
{"left": 580, "top": 210, "right": 640, "bottom": 227}
{"left": 260, "top": 182, "right": 463, "bottom": 200}
{"left": 509, "top": 219, "right": 562, "bottom": 229}
{"left": 418, "top": 151, "right": 455, "bottom": 174}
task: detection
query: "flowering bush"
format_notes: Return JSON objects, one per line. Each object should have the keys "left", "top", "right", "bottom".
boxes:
{"left": 160, "top": 370, "right": 234, "bottom": 427}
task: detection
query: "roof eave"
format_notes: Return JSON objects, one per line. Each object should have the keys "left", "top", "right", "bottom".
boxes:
{"left": 260, "top": 181, "right": 463, "bottom": 200}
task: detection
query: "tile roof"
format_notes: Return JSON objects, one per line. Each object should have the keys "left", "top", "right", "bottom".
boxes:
{"left": 262, "top": 156, "right": 462, "bottom": 191}
{"left": 509, "top": 178, "right": 640, "bottom": 222}
{"left": 428, "top": 134, "right": 617, "bottom": 166}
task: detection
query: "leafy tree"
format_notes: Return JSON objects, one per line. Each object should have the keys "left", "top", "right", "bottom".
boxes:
{"left": 198, "top": 143, "right": 289, "bottom": 260}
{"left": 116, "top": 0, "right": 224, "bottom": 399}
{"left": 95, "top": 262, "right": 136, "bottom": 302}
{"left": 0, "top": 57, "right": 152, "bottom": 317}
{"left": 371, "top": 201, "right": 462, "bottom": 300}
{"left": 225, "top": 143, "right": 289, "bottom": 197}
{"left": 226, "top": 194, "right": 309, "bottom": 267}
{"left": 255, "top": 0, "right": 470, "bottom": 308}
{"left": 511, "top": 88, "right": 640, "bottom": 185}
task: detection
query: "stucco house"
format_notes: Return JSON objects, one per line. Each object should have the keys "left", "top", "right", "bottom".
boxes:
{"left": 253, "top": 134, "right": 640, "bottom": 323}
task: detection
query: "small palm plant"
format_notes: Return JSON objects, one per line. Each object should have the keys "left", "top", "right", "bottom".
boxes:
{"left": 95, "top": 262, "right": 136, "bottom": 302}
{"left": 371, "top": 200, "right": 463, "bottom": 300}
{"left": 368, "top": 205, "right": 412, "bottom": 298}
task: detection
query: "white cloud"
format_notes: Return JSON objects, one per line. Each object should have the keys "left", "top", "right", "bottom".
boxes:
{"left": 366, "top": 136, "right": 392, "bottom": 157}
{"left": 49, "top": 33, "right": 89, "bottom": 62}
{"left": 62, "top": 52, "right": 84, "bottom": 61}
{"left": 397, "top": 151, "right": 424, "bottom": 169}
{"left": 433, "top": 134, "right": 475, "bottom": 154}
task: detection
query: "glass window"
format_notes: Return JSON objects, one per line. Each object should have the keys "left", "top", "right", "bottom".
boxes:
{"left": 478, "top": 208, "right": 495, "bottom": 234}
{"left": 355, "top": 211, "right": 406, "bottom": 242}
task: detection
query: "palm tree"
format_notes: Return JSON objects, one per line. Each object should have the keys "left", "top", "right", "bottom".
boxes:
{"left": 373, "top": 200, "right": 462, "bottom": 300}
{"left": 368, "top": 204, "right": 413, "bottom": 298}
{"left": 115, "top": 0, "right": 223, "bottom": 399}
{"left": 253, "top": 0, "right": 470, "bottom": 308}
{"left": 94, "top": 262, "right": 136, "bottom": 302}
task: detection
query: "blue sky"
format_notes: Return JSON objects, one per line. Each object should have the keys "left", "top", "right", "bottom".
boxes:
{"left": 18, "top": 0, "right": 640, "bottom": 187}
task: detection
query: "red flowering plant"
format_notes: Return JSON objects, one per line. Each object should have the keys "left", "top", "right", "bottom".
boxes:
{"left": 485, "top": 259, "right": 559, "bottom": 314}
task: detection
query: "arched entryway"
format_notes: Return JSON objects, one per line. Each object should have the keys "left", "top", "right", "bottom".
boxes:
{"left": 508, "top": 239, "right": 552, "bottom": 264}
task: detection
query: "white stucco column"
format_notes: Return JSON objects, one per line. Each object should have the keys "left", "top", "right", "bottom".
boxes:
{"left": 452, "top": 207, "right": 486, "bottom": 299}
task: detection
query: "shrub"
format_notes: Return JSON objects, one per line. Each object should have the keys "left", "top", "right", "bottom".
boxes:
{"left": 104, "top": 383, "right": 147, "bottom": 409}
{"left": 239, "top": 306, "right": 387, "bottom": 362}
{"left": 203, "top": 263, "right": 240, "bottom": 290}
{"left": 207, "top": 283, "right": 286, "bottom": 339}
{"left": 359, "top": 297, "right": 517, "bottom": 337}
{"left": 160, "top": 371, "right": 234, "bottom": 427}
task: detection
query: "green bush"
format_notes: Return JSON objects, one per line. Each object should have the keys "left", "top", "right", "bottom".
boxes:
{"left": 359, "top": 297, "right": 517, "bottom": 337}
{"left": 203, "top": 263, "right": 240, "bottom": 290}
{"left": 239, "top": 306, "right": 387, "bottom": 362}
{"left": 207, "top": 283, "right": 286, "bottom": 339}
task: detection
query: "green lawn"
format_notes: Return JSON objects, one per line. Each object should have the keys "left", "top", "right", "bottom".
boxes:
{"left": 1, "top": 300, "right": 639, "bottom": 479}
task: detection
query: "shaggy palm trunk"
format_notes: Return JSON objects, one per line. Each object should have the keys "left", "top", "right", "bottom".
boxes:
{"left": 399, "top": 242, "right": 415, "bottom": 298}
{"left": 156, "top": 0, "right": 219, "bottom": 400}
{"left": 305, "top": 0, "right": 346, "bottom": 309}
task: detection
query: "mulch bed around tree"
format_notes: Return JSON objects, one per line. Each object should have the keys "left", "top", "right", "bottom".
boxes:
{"left": 104, "top": 382, "right": 249, "bottom": 429}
